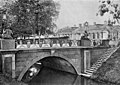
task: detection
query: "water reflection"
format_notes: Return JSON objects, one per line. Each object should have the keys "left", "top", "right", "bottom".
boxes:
{"left": 28, "top": 67, "right": 116, "bottom": 85}
{"left": 75, "top": 76, "right": 116, "bottom": 85}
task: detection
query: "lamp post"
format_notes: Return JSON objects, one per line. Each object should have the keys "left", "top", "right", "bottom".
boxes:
{"left": 34, "top": 0, "right": 41, "bottom": 36}
{"left": 2, "top": 14, "right": 7, "bottom": 34}
{"left": 34, "top": 9, "right": 39, "bottom": 35}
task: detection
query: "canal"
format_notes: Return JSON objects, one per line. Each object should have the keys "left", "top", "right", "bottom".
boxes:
{"left": 27, "top": 66, "right": 116, "bottom": 85}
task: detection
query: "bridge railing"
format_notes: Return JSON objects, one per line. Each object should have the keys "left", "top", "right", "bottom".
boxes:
{"left": 0, "top": 38, "right": 111, "bottom": 50}
{"left": 16, "top": 38, "right": 92, "bottom": 49}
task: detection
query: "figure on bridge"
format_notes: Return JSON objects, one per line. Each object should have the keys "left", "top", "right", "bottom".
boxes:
{"left": 2, "top": 28, "right": 13, "bottom": 39}
{"left": 81, "top": 31, "right": 91, "bottom": 46}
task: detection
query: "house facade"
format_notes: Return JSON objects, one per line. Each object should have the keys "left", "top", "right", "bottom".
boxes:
{"left": 56, "top": 22, "right": 120, "bottom": 46}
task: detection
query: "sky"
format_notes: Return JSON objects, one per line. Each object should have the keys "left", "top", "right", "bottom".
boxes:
{"left": 0, "top": 0, "right": 116, "bottom": 29}
{"left": 55, "top": 0, "right": 113, "bottom": 29}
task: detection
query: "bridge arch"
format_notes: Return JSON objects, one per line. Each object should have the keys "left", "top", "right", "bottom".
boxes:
{"left": 17, "top": 54, "right": 78, "bottom": 81}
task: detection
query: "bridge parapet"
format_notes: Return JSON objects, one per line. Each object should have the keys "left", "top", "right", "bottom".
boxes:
{"left": 0, "top": 46, "right": 92, "bottom": 79}
{"left": 16, "top": 40, "right": 79, "bottom": 49}
{"left": 0, "top": 45, "right": 110, "bottom": 81}
{"left": 16, "top": 36, "right": 92, "bottom": 49}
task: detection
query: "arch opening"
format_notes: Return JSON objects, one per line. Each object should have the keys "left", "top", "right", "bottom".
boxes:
{"left": 21, "top": 56, "right": 77, "bottom": 82}
{"left": 40, "top": 56, "right": 77, "bottom": 74}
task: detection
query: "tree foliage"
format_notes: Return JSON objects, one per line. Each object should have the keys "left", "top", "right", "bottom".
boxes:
{"left": 97, "top": 0, "right": 120, "bottom": 24}
{"left": 1, "top": 0, "right": 60, "bottom": 38}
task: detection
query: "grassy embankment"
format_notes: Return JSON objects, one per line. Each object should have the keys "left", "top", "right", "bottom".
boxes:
{"left": 92, "top": 49, "right": 120, "bottom": 84}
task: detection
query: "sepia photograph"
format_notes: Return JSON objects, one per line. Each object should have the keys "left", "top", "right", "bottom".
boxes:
{"left": 0, "top": 0, "right": 120, "bottom": 85}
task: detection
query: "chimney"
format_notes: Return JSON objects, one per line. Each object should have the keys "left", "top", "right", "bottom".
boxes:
{"left": 93, "top": 22, "right": 96, "bottom": 25}
{"left": 79, "top": 24, "right": 82, "bottom": 28}
{"left": 104, "top": 20, "right": 107, "bottom": 25}
{"left": 74, "top": 24, "right": 76, "bottom": 27}
{"left": 84, "top": 21, "right": 89, "bottom": 27}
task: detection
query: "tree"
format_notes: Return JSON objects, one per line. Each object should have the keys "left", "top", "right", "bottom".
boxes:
{"left": 2, "top": 0, "right": 59, "bottom": 38}
{"left": 97, "top": 0, "right": 120, "bottom": 24}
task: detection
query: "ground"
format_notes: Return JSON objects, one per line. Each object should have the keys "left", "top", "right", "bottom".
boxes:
{"left": 0, "top": 74, "right": 27, "bottom": 85}
{"left": 92, "top": 50, "right": 120, "bottom": 84}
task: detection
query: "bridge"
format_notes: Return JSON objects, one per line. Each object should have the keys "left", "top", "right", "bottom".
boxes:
{"left": 0, "top": 39, "right": 119, "bottom": 82}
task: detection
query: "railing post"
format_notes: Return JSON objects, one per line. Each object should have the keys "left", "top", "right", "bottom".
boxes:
{"left": 2, "top": 55, "right": 5, "bottom": 74}
{"left": 12, "top": 54, "right": 15, "bottom": 78}
{"left": 84, "top": 50, "right": 91, "bottom": 73}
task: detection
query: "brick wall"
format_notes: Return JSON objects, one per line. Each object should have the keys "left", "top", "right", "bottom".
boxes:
{"left": 54, "top": 48, "right": 81, "bottom": 74}
{"left": 15, "top": 48, "right": 82, "bottom": 79}
{"left": 15, "top": 50, "right": 50, "bottom": 77}
{"left": 90, "top": 47, "right": 108, "bottom": 66}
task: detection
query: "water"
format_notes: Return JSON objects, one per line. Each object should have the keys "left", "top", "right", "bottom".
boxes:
{"left": 28, "top": 67, "right": 115, "bottom": 85}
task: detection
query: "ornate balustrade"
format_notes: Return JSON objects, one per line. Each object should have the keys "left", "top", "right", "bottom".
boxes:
{"left": 16, "top": 39, "right": 84, "bottom": 49}
{"left": 15, "top": 36, "right": 93, "bottom": 49}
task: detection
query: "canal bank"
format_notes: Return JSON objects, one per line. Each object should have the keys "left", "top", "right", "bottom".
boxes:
{"left": 27, "top": 66, "right": 116, "bottom": 85}
{"left": 91, "top": 48, "right": 120, "bottom": 84}
{"left": 0, "top": 66, "right": 117, "bottom": 85}
{"left": 0, "top": 74, "right": 27, "bottom": 85}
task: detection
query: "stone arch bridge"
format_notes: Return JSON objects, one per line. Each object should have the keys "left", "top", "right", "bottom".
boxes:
{"left": 0, "top": 46, "right": 118, "bottom": 81}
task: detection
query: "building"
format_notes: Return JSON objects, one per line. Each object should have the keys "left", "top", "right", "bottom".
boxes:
{"left": 56, "top": 26, "right": 79, "bottom": 40}
{"left": 56, "top": 22, "right": 120, "bottom": 46}
{"left": 57, "top": 22, "right": 120, "bottom": 41}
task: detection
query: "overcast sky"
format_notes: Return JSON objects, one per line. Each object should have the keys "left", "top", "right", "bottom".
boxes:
{"left": 0, "top": 0, "right": 114, "bottom": 29}
{"left": 55, "top": 0, "right": 112, "bottom": 29}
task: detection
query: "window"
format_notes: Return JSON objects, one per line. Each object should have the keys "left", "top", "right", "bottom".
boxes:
{"left": 101, "top": 32, "right": 103, "bottom": 39}
{"left": 93, "top": 33, "right": 95, "bottom": 39}
{"left": 97, "top": 32, "right": 99, "bottom": 39}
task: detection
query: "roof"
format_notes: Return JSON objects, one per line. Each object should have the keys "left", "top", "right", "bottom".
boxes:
{"left": 57, "top": 26, "right": 78, "bottom": 34}
{"left": 57, "top": 24, "right": 120, "bottom": 35}
{"left": 74, "top": 24, "right": 106, "bottom": 33}
{"left": 75, "top": 24, "right": 120, "bottom": 33}
{"left": 113, "top": 25, "right": 120, "bottom": 32}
